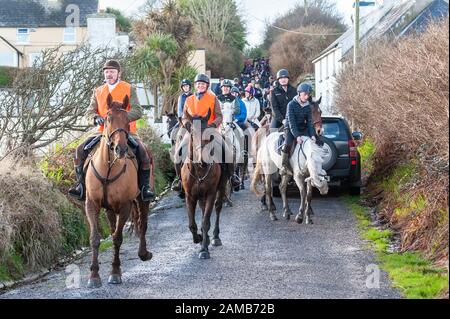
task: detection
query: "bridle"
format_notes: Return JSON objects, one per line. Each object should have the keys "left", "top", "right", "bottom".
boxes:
{"left": 90, "top": 109, "right": 131, "bottom": 209}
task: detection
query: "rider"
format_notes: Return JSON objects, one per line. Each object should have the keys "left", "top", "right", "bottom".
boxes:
{"left": 217, "top": 79, "right": 241, "bottom": 119}
{"left": 281, "top": 82, "right": 317, "bottom": 175}
{"left": 170, "top": 79, "right": 193, "bottom": 193}
{"left": 243, "top": 86, "right": 261, "bottom": 129}
{"left": 68, "top": 59, "right": 155, "bottom": 202}
{"left": 177, "top": 79, "right": 193, "bottom": 121}
{"left": 270, "top": 69, "right": 297, "bottom": 130}
{"left": 172, "top": 74, "right": 241, "bottom": 191}
{"left": 231, "top": 87, "right": 247, "bottom": 131}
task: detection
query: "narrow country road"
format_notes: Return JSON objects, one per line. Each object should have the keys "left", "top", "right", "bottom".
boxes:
{"left": 0, "top": 183, "right": 401, "bottom": 299}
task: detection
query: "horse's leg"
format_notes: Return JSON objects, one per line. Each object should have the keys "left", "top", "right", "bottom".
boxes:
{"left": 294, "top": 175, "right": 306, "bottom": 224}
{"left": 138, "top": 200, "right": 152, "bottom": 261}
{"left": 86, "top": 200, "right": 102, "bottom": 288}
{"left": 199, "top": 194, "right": 215, "bottom": 259}
{"left": 280, "top": 174, "right": 292, "bottom": 220}
{"left": 212, "top": 185, "right": 226, "bottom": 247}
{"left": 304, "top": 180, "right": 314, "bottom": 225}
{"left": 106, "top": 209, "right": 116, "bottom": 234}
{"left": 224, "top": 181, "right": 233, "bottom": 207}
{"left": 108, "top": 203, "right": 131, "bottom": 285}
{"left": 265, "top": 174, "right": 278, "bottom": 221}
{"left": 187, "top": 197, "right": 202, "bottom": 244}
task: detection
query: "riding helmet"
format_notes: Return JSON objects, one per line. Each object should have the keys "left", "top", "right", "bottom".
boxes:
{"left": 103, "top": 59, "right": 121, "bottom": 72}
{"left": 297, "top": 82, "right": 313, "bottom": 94}
{"left": 180, "top": 79, "right": 192, "bottom": 88}
{"left": 221, "top": 79, "right": 233, "bottom": 88}
{"left": 276, "top": 69, "right": 290, "bottom": 80}
{"left": 194, "top": 73, "right": 210, "bottom": 84}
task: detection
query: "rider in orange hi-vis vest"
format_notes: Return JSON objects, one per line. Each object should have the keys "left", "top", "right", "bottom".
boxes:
{"left": 171, "top": 73, "right": 241, "bottom": 192}
{"left": 68, "top": 59, "right": 155, "bottom": 202}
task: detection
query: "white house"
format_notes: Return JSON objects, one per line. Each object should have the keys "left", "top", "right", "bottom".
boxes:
{"left": 312, "top": 0, "right": 449, "bottom": 115}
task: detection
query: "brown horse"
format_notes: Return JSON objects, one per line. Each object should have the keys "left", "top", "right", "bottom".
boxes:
{"left": 181, "top": 110, "right": 227, "bottom": 259}
{"left": 85, "top": 94, "right": 152, "bottom": 288}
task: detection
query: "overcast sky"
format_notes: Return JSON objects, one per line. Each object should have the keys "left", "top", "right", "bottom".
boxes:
{"left": 100, "top": 0, "right": 355, "bottom": 46}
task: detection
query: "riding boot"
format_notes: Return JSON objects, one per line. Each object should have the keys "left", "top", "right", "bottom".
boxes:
{"left": 280, "top": 144, "right": 293, "bottom": 176}
{"left": 228, "top": 164, "right": 241, "bottom": 189}
{"left": 68, "top": 165, "right": 85, "bottom": 201}
{"left": 138, "top": 169, "right": 156, "bottom": 202}
{"left": 171, "top": 163, "right": 183, "bottom": 192}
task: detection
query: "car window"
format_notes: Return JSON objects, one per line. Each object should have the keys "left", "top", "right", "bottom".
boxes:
{"left": 323, "top": 122, "right": 340, "bottom": 139}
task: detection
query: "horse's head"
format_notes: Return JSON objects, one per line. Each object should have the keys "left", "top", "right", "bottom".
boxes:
{"left": 311, "top": 97, "right": 323, "bottom": 136}
{"left": 105, "top": 94, "right": 130, "bottom": 159}
{"left": 305, "top": 139, "right": 329, "bottom": 195}
{"left": 184, "top": 109, "right": 214, "bottom": 164}
{"left": 221, "top": 102, "right": 235, "bottom": 125}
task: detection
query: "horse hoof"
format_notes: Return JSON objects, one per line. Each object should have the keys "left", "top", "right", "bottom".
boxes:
{"left": 108, "top": 274, "right": 122, "bottom": 285}
{"left": 234, "top": 186, "right": 240, "bottom": 192}
{"left": 198, "top": 251, "right": 210, "bottom": 259}
{"left": 283, "top": 213, "right": 291, "bottom": 220}
{"left": 211, "top": 238, "right": 222, "bottom": 247}
{"left": 270, "top": 214, "right": 278, "bottom": 221}
{"left": 306, "top": 219, "right": 314, "bottom": 225}
{"left": 295, "top": 215, "right": 303, "bottom": 224}
{"left": 261, "top": 204, "right": 268, "bottom": 211}
{"left": 240, "top": 184, "right": 245, "bottom": 190}
{"left": 194, "top": 234, "right": 203, "bottom": 244}
{"left": 139, "top": 251, "right": 153, "bottom": 261}
{"left": 87, "top": 277, "right": 102, "bottom": 289}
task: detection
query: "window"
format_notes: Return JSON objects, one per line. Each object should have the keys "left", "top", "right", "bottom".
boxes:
{"left": 17, "top": 28, "right": 30, "bottom": 44}
{"left": 63, "top": 27, "right": 76, "bottom": 43}
{"left": 29, "top": 52, "right": 43, "bottom": 67}
{"left": 322, "top": 121, "right": 342, "bottom": 140}
{"left": 0, "top": 52, "right": 16, "bottom": 67}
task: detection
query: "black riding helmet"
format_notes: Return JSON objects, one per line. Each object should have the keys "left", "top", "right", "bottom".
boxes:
{"left": 221, "top": 79, "right": 233, "bottom": 88}
{"left": 194, "top": 73, "right": 210, "bottom": 84}
{"left": 276, "top": 69, "right": 290, "bottom": 80}
{"left": 180, "top": 79, "right": 192, "bottom": 88}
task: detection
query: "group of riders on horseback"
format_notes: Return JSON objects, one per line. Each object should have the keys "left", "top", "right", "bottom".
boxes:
{"left": 64, "top": 59, "right": 327, "bottom": 284}
{"left": 67, "top": 58, "right": 323, "bottom": 205}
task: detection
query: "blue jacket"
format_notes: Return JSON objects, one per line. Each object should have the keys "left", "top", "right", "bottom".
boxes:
{"left": 235, "top": 98, "right": 247, "bottom": 124}
{"left": 177, "top": 92, "right": 193, "bottom": 118}
{"left": 286, "top": 98, "right": 315, "bottom": 139}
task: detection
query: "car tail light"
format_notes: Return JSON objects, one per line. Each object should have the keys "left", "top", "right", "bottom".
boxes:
{"left": 351, "top": 159, "right": 357, "bottom": 166}
{"left": 349, "top": 140, "right": 357, "bottom": 158}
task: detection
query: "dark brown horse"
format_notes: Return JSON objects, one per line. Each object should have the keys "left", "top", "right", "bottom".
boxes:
{"left": 85, "top": 94, "right": 152, "bottom": 288}
{"left": 181, "top": 110, "right": 227, "bottom": 259}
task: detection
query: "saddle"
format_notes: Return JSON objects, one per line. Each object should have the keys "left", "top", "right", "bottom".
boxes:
{"left": 275, "top": 134, "right": 297, "bottom": 157}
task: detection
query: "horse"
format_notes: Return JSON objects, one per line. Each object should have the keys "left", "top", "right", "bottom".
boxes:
{"left": 181, "top": 110, "right": 227, "bottom": 259}
{"left": 220, "top": 101, "right": 245, "bottom": 205}
{"left": 84, "top": 94, "right": 152, "bottom": 288}
{"left": 250, "top": 98, "right": 328, "bottom": 223}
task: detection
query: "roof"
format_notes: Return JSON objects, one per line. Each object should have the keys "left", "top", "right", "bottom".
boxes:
{"left": 0, "top": 0, "right": 98, "bottom": 28}
{"left": 313, "top": 0, "right": 448, "bottom": 63}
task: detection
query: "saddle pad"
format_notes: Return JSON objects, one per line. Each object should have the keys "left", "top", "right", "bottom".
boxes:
{"left": 275, "top": 135, "right": 285, "bottom": 156}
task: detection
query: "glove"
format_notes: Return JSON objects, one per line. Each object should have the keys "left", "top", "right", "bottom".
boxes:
{"left": 296, "top": 137, "right": 304, "bottom": 145}
{"left": 94, "top": 116, "right": 105, "bottom": 126}
{"left": 316, "top": 136, "right": 324, "bottom": 147}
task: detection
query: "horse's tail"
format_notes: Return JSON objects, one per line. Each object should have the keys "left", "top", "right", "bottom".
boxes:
{"left": 251, "top": 160, "right": 265, "bottom": 197}
{"left": 129, "top": 200, "right": 141, "bottom": 237}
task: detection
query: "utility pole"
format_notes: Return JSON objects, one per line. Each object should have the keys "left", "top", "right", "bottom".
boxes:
{"left": 354, "top": 0, "right": 360, "bottom": 65}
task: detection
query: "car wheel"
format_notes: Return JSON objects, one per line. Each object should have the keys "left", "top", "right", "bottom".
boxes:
{"left": 320, "top": 136, "right": 338, "bottom": 171}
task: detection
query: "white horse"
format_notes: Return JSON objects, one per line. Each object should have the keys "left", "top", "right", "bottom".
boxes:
{"left": 251, "top": 132, "right": 329, "bottom": 224}
{"left": 220, "top": 102, "right": 245, "bottom": 205}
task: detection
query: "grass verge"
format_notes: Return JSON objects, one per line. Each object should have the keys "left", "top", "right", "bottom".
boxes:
{"left": 344, "top": 195, "right": 448, "bottom": 299}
